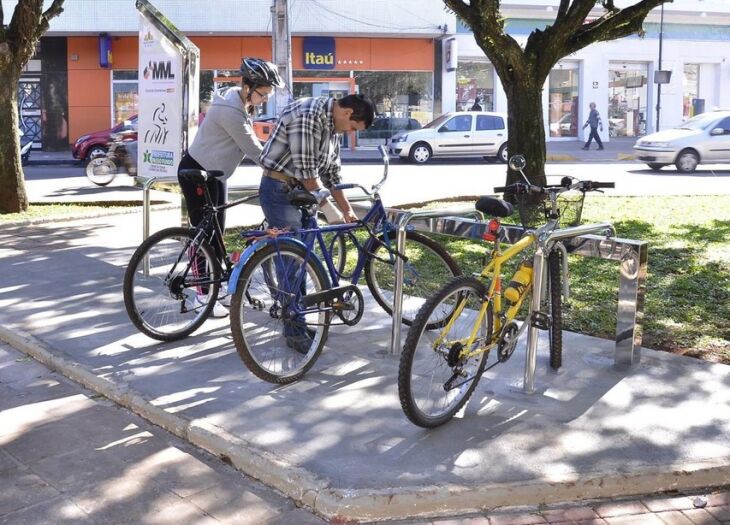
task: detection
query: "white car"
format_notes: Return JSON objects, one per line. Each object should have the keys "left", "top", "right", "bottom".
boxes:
{"left": 633, "top": 110, "right": 730, "bottom": 172}
{"left": 389, "top": 111, "right": 508, "bottom": 164}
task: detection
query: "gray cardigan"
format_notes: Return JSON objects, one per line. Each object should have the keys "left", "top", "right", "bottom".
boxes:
{"left": 188, "top": 87, "right": 263, "bottom": 179}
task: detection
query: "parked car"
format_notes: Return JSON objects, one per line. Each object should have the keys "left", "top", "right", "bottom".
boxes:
{"left": 72, "top": 115, "right": 138, "bottom": 162}
{"left": 359, "top": 117, "right": 421, "bottom": 141}
{"left": 389, "top": 111, "right": 508, "bottom": 164}
{"left": 633, "top": 110, "right": 730, "bottom": 172}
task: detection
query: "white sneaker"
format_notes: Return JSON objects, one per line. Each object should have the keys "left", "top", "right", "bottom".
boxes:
{"left": 218, "top": 283, "right": 232, "bottom": 307}
{"left": 194, "top": 294, "right": 229, "bottom": 318}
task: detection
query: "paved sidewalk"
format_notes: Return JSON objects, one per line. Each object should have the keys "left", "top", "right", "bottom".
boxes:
{"left": 0, "top": 341, "right": 325, "bottom": 525}
{"left": 3, "top": 341, "right": 729, "bottom": 525}
{"left": 0, "top": 209, "right": 728, "bottom": 522}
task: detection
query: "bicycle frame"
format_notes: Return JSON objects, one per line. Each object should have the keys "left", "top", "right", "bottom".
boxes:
{"left": 227, "top": 192, "right": 401, "bottom": 313}
{"left": 434, "top": 226, "right": 543, "bottom": 361}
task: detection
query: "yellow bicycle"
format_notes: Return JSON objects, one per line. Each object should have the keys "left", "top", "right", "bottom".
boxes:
{"left": 397, "top": 155, "right": 614, "bottom": 428}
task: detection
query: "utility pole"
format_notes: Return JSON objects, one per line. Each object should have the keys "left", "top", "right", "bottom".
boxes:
{"left": 655, "top": 4, "right": 665, "bottom": 133}
{"left": 271, "top": 0, "right": 293, "bottom": 116}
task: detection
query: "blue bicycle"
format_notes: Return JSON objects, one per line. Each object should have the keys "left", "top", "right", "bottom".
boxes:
{"left": 228, "top": 147, "right": 462, "bottom": 384}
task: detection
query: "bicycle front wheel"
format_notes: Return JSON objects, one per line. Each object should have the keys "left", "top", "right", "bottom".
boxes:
{"left": 230, "top": 242, "right": 331, "bottom": 384}
{"left": 123, "top": 227, "right": 220, "bottom": 341}
{"left": 365, "top": 230, "right": 461, "bottom": 328}
{"left": 398, "top": 276, "right": 493, "bottom": 428}
{"left": 547, "top": 249, "right": 563, "bottom": 369}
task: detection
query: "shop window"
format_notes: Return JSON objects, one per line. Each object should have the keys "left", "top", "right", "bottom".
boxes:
{"left": 112, "top": 70, "right": 138, "bottom": 125}
{"left": 548, "top": 68, "right": 579, "bottom": 138}
{"left": 456, "top": 60, "right": 494, "bottom": 111}
{"left": 683, "top": 64, "right": 700, "bottom": 119}
{"left": 608, "top": 64, "right": 648, "bottom": 137}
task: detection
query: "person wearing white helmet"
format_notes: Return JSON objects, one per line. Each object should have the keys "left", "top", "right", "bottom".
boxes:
{"left": 178, "top": 57, "right": 284, "bottom": 317}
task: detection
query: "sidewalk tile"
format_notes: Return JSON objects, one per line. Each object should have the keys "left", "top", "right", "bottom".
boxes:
{"left": 540, "top": 505, "right": 599, "bottom": 521}
{"left": 487, "top": 512, "right": 547, "bottom": 525}
{"left": 656, "top": 510, "right": 695, "bottom": 525}
{"left": 707, "top": 493, "right": 730, "bottom": 507}
{"left": 643, "top": 496, "right": 696, "bottom": 512}
{"left": 594, "top": 501, "right": 650, "bottom": 517}
{"left": 706, "top": 506, "right": 730, "bottom": 522}
{"left": 681, "top": 508, "right": 722, "bottom": 524}
{"left": 430, "top": 517, "right": 489, "bottom": 525}
{"left": 27, "top": 445, "right": 128, "bottom": 492}
{"left": 0, "top": 497, "right": 89, "bottom": 525}
{"left": 185, "top": 483, "right": 293, "bottom": 525}
{"left": 603, "top": 514, "right": 665, "bottom": 524}
{"left": 0, "top": 472, "right": 60, "bottom": 515}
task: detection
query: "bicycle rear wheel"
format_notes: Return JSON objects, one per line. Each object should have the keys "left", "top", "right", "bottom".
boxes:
{"left": 123, "top": 227, "right": 220, "bottom": 341}
{"left": 365, "top": 230, "right": 461, "bottom": 328}
{"left": 398, "top": 276, "right": 493, "bottom": 428}
{"left": 230, "top": 242, "right": 331, "bottom": 384}
{"left": 547, "top": 249, "right": 563, "bottom": 369}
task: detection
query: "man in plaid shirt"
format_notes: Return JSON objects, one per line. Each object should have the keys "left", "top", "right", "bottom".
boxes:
{"left": 257, "top": 94, "right": 375, "bottom": 352}
{"left": 258, "top": 94, "right": 376, "bottom": 229}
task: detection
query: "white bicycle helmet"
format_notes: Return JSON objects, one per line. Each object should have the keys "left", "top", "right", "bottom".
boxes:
{"left": 240, "top": 57, "right": 285, "bottom": 88}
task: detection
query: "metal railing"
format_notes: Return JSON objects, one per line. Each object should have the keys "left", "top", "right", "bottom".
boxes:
{"left": 384, "top": 210, "right": 647, "bottom": 393}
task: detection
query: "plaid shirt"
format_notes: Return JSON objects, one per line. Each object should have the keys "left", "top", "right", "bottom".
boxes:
{"left": 259, "top": 97, "right": 342, "bottom": 187}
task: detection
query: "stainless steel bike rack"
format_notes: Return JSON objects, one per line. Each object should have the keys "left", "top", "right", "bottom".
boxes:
{"left": 385, "top": 211, "right": 648, "bottom": 393}
{"left": 135, "top": 175, "right": 259, "bottom": 240}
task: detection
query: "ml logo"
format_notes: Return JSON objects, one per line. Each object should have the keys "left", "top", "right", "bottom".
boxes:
{"left": 143, "top": 60, "right": 175, "bottom": 80}
{"left": 303, "top": 37, "right": 335, "bottom": 70}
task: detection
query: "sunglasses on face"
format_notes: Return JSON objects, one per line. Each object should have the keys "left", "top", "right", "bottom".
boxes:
{"left": 254, "top": 89, "right": 272, "bottom": 100}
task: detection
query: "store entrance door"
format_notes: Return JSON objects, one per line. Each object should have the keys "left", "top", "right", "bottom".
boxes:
{"left": 608, "top": 62, "right": 648, "bottom": 137}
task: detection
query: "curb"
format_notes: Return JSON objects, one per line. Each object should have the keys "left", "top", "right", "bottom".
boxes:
{"left": 2, "top": 324, "right": 730, "bottom": 522}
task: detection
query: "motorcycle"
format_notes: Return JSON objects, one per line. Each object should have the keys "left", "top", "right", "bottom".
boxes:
{"left": 85, "top": 130, "right": 137, "bottom": 186}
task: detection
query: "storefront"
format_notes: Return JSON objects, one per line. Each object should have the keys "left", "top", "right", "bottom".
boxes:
{"left": 608, "top": 62, "right": 648, "bottom": 137}
{"left": 65, "top": 35, "right": 434, "bottom": 144}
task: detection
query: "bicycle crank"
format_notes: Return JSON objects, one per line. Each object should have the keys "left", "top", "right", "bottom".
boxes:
{"left": 497, "top": 321, "right": 523, "bottom": 362}
{"left": 302, "top": 284, "right": 364, "bottom": 326}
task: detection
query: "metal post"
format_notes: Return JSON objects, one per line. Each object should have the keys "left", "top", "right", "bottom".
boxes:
{"left": 523, "top": 247, "right": 546, "bottom": 394}
{"left": 614, "top": 242, "right": 648, "bottom": 366}
{"left": 390, "top": 214, "right": 411, "bottom": 355}
{"left": 655, "top": 4, "right": 665, "bottom": 133}
{"left": 271, "top": 0, "right": 292, "bottom": 115}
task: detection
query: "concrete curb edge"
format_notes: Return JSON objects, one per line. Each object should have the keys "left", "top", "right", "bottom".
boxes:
{"left": 2, "top": 325, "right": 729, "bottom": 522}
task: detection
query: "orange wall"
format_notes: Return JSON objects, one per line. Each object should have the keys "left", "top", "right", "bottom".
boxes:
{"left": 67, "top": 35, "right": 433, "bottom": 141}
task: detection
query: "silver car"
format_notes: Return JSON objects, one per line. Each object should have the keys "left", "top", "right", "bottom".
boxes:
{"left": 633, "top": 110, "right": 730, "bottom": 172}
{"left": 389, "top": 111, "right": 508, "bottom": 164}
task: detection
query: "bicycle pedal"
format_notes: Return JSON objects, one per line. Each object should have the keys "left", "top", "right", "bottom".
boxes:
{"left": 530, "top": 311, "right": 551, "bottom": 330}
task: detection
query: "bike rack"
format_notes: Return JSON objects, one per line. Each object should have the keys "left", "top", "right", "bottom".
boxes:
{"left": 384, "top": 210, "right": 647, "bottom": 393}
{"left": 135, "top": 175, "right": 260, "bottom": 240}
{"left": 136, "top": 177, "right": 648, "bottom": 393}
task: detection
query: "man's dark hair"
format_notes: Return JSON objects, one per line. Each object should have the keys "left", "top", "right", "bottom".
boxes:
{"left": 338, "top": 94, "right": 376, "bottom": 128}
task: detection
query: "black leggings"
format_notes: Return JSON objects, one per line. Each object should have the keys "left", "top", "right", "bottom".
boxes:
{"left": 178, "top": 153, "right": 228, "bottom": 281}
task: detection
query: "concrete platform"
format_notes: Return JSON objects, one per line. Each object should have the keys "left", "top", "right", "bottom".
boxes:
{"left": 0, "top": 211, "right": 728, "bottom": 522}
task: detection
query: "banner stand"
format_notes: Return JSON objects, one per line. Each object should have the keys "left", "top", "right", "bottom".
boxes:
{"left": 136, "top": 0, "right": 200, "bottom": 178}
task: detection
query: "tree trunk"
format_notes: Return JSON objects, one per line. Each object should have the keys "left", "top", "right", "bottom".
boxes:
{"left": 503, "top": 77, "right": 547, "bottom": 187}
{"left": 0, "top": 70, "right": 28, "bottom": 213}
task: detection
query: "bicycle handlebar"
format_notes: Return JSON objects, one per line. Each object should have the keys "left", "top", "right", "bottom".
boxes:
{"left": 333, "top": 145, "right": 390, "bottom": 198}
{"left": 494, "top": 179, "right": 614, "bottom": 195}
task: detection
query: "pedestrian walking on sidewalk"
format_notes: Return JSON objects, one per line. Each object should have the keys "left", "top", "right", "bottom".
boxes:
{"left": 582, "top": 102, "right": 604, "bottom": 150}
{"left": 178, "top": 57, "right": 285, "bottom": 317}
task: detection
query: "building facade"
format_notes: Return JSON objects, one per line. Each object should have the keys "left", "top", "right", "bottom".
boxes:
{"left": 10, "top": 0, "right": 730, "bottom": 148}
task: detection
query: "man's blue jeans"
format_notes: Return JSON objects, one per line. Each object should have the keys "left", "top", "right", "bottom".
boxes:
{"left": 258, "top": 176, "right": 309, "bottom": 338}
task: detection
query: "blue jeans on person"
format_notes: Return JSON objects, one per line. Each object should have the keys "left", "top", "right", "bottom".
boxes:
{"left": 259, "top": 176, "right": 310, "bottom": 340}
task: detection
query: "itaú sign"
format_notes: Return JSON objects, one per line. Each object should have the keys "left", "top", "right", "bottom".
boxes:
{"left": 303, "top": 36, "right": 335, "bottom": 70}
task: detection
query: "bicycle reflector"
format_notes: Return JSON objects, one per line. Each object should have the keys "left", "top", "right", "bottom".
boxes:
{"left": 482, "top": 218, "right": 501, "bottom": 242}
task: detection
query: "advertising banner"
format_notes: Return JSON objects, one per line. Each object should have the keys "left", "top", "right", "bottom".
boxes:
{"left": 138, "top": 18, "right": 183, "bottom": 177}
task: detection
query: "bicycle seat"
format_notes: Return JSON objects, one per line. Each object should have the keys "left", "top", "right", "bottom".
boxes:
{"left": 178, "top": 169, "right": 224, "bottom": 183}
{"left": 288, "top": 189, "right": 318, "bottom": 207}
{"left": 475, "top": 196, "right": 513, "bottom": 218}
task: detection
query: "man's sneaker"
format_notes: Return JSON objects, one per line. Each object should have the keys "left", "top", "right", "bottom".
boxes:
{"left": 285, "top": 327, "right": 316, "bottom": 354}
{"left": 218, "top": 283, "right": 232, "bottom": 307}
{"left": 194, "top": 294, "right": 229, "bottom": 318}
